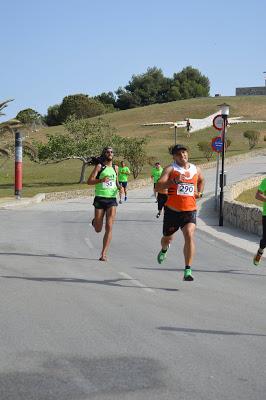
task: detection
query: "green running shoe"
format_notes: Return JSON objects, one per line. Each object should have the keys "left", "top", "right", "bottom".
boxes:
{"left": 183, "top": 268, "right": 194, "bottom": 281}
{"left": 253, "top": 250, "right": 263, "bottom": 266}
{"left": 157, "top": 246, "right": 169, "bottom": 264}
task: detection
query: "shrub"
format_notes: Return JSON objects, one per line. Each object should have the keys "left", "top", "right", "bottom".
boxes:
{"left": 243, "top": 130, "right": 260, "bottom": 149}
{"left": 226, "top": 138, "right": 232, "bottom": 150}
{"left": 197, "top": 141, "right": 213, "bottom": 161}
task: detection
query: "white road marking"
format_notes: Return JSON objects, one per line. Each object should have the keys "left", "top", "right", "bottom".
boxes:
{"left": 84, "top": 236, "right": 93, "bottom": 249}
{"left": 118, "top": 272, "right": 155, "bottom": 293}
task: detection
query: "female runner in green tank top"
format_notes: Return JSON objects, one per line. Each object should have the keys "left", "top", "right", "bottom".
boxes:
{"left": 87, "top": 147, "right": 122, "bottom": 261}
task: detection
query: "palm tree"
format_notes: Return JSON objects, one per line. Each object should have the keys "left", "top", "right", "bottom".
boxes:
{"left": 0, "top": 99, "right": 22, "bottom": 132}
{"left": 0, "top": 99, "right": 37, "bottom": 164}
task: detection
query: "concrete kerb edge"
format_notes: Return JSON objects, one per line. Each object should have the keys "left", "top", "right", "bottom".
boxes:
{"left": 0, "top": 193, "right": 46, "bottom": 210}
{"left": 196, "top": 221, "right": 259, "bottom": 255}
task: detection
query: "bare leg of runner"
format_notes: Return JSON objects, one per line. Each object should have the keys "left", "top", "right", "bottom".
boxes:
{"left": 93, "top": 208, "right": 105, "bottom": 232}
{"left": 182, "top": 223, "right": 196, "bottom": 266}
{"left": 182, "top": 223, "right": 196, "bottom": 281}
{"left": 100, "top": 206, "right": 116, "bottom": 261}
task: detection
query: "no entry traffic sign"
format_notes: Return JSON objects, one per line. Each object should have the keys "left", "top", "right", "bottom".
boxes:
{"left": 211, "top": 136, "right": 223, "bottom": 152}
{"left": 213, "top": 115, "right": 224, "bottom": 131}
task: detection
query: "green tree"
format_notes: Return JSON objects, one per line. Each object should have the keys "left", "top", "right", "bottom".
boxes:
{"left": 172, "top": 66, "right": 210, "bottom": 99}
{"left": 16, "top": 108, "right": 42, "bottom": 125}
{"left": 243, "top": 130, "right": 260, "bottom": 149}
{"left": 123, "top": 67, "right": 170, "bottom": 106}
{"left": 94, "top": 91, "right": 116, "bottom": 107}
{"left": 44, "top": 104, "right": 60, "bottom": 126}
{"left": 115, "top": 87, "right": 140, "bottom": 110}
{"left": 122, "top": 137, "right": 148, "bottom": 178}
{"left": 115, "top": 66, "right": 210, "bottom": 109}
{"left": 197, "top": 141, "right": 213, "bottom": 161}
{"left": 58, "top": 94, "right": 106, "bottom": 123}
{"left": 34, "top": 117, "right": 124, "bottom": 183}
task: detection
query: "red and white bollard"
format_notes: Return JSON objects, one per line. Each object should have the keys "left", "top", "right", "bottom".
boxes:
{"left": 15, "top": 130, "right": 22, "bottom": 198}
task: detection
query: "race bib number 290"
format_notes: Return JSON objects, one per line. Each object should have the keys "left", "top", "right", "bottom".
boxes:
{"left": 177, "top": 183, "right": 194, "bottom": 196}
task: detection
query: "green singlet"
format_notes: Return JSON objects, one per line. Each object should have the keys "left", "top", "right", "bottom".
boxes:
{"left": 118, "top": 166, "right": 130, "bottom": 182}
{"left": 151, "top": 167, "right": 163, "bottom": 183}
{"left": 258, "top": 178, "right": 266, "bottom": 216}
{"left": 95, "top": 165, "right": 118, "bottom": 198}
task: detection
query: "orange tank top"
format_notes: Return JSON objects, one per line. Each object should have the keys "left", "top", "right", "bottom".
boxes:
{"left": 165, "top": 162, "right": 198, "bottom": 211}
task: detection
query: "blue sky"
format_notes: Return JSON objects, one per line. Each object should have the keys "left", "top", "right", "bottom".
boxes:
{"left": 2, "top": 0, "right": 266, "bottom": 119}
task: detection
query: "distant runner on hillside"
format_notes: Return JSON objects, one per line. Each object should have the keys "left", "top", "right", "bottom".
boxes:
{"left": 253, "top": 177, "right": 266, "bottom": 266}
{"left": 156, "top": 144, "right": 204, "bottom": 281}
{"left": 118, "top": 161, "right": 130, "bottom": 203}
{"left": 87, "top": 147, "right": 122, "bottom": 261}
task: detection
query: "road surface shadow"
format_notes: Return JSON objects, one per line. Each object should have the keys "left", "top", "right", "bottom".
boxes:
{"left": 157, "top": 326, "right": 266, "bottom": 337}
{"left": 0, "top": 252, "right": 95, "bottom": 261}
{"left": 0, "top": 354, "right": 164, "bottom": 399}
{"left": 136, "top": 266, "right": 266, "bottom": 277}
{"left": 1, "top": 275, "right": 178, "bottom": 292}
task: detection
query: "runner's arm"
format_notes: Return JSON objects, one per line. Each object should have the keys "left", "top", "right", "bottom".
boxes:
{"left": 87, "top": 164, "right": 106, "bottom": 185}
{"left": 255, "top": 190, "right": 266, "bottom": 202}
{"left": 115, "top": 165, "right": 123, "bottom": 191}
{"left": 196, "top": 166, "right": 205, "bottom": 198}
{"left": 155, "top": 166, "right": 173, "bottom": 191}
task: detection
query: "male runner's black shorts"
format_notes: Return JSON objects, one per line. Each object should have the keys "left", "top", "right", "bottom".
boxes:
{"left": 157, "top": 193, "right": 168, "bottom": 211}
{"left": 163, "top": 206, "right": 196, "bottom": 236}
{"left": 260, "top": 215, "right": 266, "bottom": 248}
{"left": 93, "top": 196, "right": 118, "bottom": 210}
{"left": 119, "top": 181, "right": 128, "bottom": 188}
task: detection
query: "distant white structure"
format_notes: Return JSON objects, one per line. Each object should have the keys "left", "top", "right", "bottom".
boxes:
{"left": 142, "top": 110, "right": 265, "bottom": 134}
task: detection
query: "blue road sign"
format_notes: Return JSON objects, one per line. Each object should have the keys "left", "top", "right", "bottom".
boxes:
{"left": 211, "top": 136, "right": 223, "bottom": 152}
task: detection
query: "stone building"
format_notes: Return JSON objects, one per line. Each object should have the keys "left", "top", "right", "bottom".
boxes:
{"left": 236, "top": 86, "right": 266, "bottom": 96}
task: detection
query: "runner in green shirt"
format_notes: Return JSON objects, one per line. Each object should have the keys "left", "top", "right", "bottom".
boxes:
{"left": 151, "top": 162, "right": 163, "bottom": 200}
{"left": 118, "top": 161, "right": 130, "bottom": 204}
{"left": 87, "top": 146, "right": 122, "bottom": 261}
{"left": 253, "top": 177, "right": 266, "bottom": 265}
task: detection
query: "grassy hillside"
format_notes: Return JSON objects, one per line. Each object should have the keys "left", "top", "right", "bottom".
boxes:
{"left": 1, "top": 96, "right": 266, "bottom": 197}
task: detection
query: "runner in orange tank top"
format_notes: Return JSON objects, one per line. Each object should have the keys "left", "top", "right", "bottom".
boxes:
{"left": 155, "top": 144, "right": 204, "bottom": 281}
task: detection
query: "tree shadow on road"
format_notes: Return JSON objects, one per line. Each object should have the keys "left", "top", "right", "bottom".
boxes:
{"left": 1, "top": 275, "right": 179, "bottom": 292}
{"left": 0, "top": 251, "right": 95, "bottom": 261}
{"left": 157, "top": 326, "right": 266, "bottom": 337}
{"left": 136, "top": 266, "right": 266, "bottom": 277}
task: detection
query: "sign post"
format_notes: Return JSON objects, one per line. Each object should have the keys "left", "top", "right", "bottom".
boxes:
{"left": 217, "top": 104, "right": 230, "bottom": 226}
{"left": 15, "top": 130, "right": 23, "bottom": 199}
{"left": 211, "top": 136, "right": 223, "bottom": 209}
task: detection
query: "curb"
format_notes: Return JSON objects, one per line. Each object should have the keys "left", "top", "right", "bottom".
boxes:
{"left": 0, "top": 193, "right": 45, "bottom": 210}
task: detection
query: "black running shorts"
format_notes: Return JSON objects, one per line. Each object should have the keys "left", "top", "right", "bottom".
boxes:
{"left": 93, "top": 196, "right": 118, "bottom": 210}
{"left": 163, "top": 206, "right": 196, "bottom": 236}
{"left": 119, "top": 181, "right": 128, "bottom": 188}
{"left": 157, "top": 193, "right": 168, "bottom": 211}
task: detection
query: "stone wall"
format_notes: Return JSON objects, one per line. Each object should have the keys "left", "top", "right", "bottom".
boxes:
{"left": 44, "top": 178, "right": 152, "bottom": 201}
{"left": 224, "top": 175, "right": 264, "bottom": 236}
{"left": 236, "top": 86, "right": 266, "bottom": 96}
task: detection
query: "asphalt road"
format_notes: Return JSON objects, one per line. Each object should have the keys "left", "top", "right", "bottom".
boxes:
{"left": 0, "top": 156, "right": 265, "bottom": 400}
